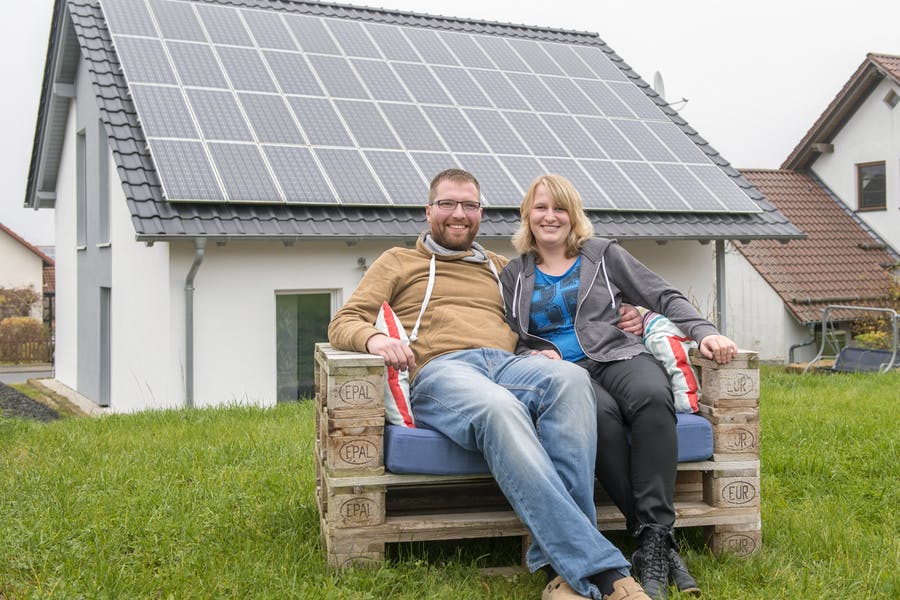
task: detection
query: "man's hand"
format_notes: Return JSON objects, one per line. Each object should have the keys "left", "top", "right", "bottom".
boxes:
{"left": 529, "top": 349, "right": 561, "bottom": 360}
{"left": 699, "top": 334, "right": 738, "bottom": 365}
{"left": 617, "top": 304, "right": 643, "bottom": 335}
{"left": 366, "top": 333, "right": 416, "bottom": 372}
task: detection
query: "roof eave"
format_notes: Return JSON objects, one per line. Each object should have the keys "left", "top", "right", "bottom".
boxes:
{"left": 25, "top": 0, "right": 78, "bottom": 211}
{"left": 782, "top": 58, "right": 891, "bottom": 170}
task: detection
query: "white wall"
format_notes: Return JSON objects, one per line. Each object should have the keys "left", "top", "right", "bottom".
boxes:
{"left": 53, "top": 96, "right": 77, "bottom": 387}
{"left": 184, "top": 239, "right": 401, "bottom": 408}
{"left": 724, "top": 243, "right": 809, "bottom": 362}
{"left": 108, "top": 163, "right": 175, "bottom": 413}
{"left": 812, "top": 77, "right": 900, "bottom": 250}
{"left": 0, "top": 230, "right": 43, "bottom": 320}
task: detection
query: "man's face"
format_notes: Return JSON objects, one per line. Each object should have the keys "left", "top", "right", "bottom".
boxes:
{"left": 425, "top": 179, "right": 482, "bottom": 251}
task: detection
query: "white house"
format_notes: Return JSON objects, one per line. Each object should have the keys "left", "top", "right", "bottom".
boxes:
{"left": 26, "top": 0, "right": 801, "bottom": 412}
{"left": 0, "top": 222, "right": 54, "bottom": 322}
{"left": 722, "top": 54, "right": 900, "bottom": 364}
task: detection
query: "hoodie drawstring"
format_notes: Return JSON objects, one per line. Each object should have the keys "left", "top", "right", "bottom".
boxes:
{"left": 409, "top": 255, "right": 435, "bottom": 342}
{"left": 601, "top": 257, "right": 616, "bottom": 310}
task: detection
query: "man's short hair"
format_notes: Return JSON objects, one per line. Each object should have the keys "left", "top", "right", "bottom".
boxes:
{"left": 429, "top": 169, "right": 481, "bottom": 203}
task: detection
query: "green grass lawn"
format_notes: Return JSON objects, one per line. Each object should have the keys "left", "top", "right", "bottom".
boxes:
{"left": 1, "top": 368, "right": 898, "bottom": 599}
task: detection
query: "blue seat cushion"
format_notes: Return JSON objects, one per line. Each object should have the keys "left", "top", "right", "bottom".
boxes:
{"left": 384, "top": 413, "right": 713, "bottom": 475}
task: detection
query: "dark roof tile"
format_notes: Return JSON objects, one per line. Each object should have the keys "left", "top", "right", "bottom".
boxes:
{"left": 737, "top": 169, "right": 897, "bottom": 324}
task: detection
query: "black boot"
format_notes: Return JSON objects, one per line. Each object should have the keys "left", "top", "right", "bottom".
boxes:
{"left": 667, "top": 548, "right": 701, "bottom": 595}
{"left": 632, "top": 527, "right": 670, "bottom": 600}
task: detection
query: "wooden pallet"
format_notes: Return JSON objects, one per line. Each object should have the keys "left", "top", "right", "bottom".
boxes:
{"left": 314, "top": 343, "right": 761, "bottom": 568}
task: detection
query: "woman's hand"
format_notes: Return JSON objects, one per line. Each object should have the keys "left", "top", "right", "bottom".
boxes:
{"left": 699, "top": 334, "right": 738, "bottom": 365}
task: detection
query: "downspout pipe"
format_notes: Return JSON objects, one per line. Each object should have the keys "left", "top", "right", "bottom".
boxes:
{"left": 185, "top": 238, "right": 206, "bottom": 409}
{"left": 715, "top": 240, "right": 726, "bottom": 333}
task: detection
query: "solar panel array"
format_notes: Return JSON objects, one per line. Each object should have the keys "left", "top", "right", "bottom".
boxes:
{"left": 100, "top": 0, "right": 760, "bottom": 213}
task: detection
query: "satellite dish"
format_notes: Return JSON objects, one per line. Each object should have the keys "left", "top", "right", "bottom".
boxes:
{"left": 652, "top": 71, "right": 666, "bottom": 101}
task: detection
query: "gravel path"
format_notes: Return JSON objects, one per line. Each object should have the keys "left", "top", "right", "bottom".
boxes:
{"left": 0, "top": 381, "right": 59, "bottom": 422}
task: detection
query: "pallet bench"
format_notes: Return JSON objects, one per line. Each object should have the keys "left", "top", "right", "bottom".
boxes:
{"left": 313, "top": 343, "right": 761, "bottom": 569}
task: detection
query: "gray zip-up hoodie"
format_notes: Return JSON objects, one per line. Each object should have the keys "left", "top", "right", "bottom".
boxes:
{"left": 500, "top": 237, "right": 720, "bottom": 363}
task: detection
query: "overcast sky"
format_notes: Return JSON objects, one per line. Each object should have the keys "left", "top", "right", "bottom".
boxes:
{"left": 4, "top": 0, "right": 900, "bottom": 246}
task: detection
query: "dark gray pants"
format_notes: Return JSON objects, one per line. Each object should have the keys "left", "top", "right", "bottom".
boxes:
{"left": 577, "top": 352, "right": 677, "bottom": 536}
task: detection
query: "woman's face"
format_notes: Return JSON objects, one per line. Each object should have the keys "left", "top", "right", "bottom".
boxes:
{"left": 528, "top": 183, "right": 572, "bottom": 251}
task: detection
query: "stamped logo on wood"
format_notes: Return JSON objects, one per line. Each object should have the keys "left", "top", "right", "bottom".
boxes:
{"left": 720, "top": 533, "right": 759, "bottom": 556}
{"left": 339, "top": 440, "right": 378, "bottom": 465}
{"left": 724, "top": 372, "right": 756, "bottom": 397}
{"left": 722, "top": 480, "right": 757, "bottom": 505}
{"left": 338, "top": 379, "right": 377, "bottom": 404}
{"left": 339, "top": 498, "right": 377, "bottom": 524}
{"left": 725, "top": 427, "right": 758, "bottom": 451}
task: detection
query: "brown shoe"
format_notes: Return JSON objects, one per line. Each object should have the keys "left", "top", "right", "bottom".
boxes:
{"left": 542, "top": 575, "right": 590, "bottom": 599}
{"left": 602, "top": 576, "right": 651, "bottom": 600}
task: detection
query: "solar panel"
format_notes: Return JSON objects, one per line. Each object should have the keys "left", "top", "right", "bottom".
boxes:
{"left": 431, "top": 66, "right": 492, "bottom": 108}
{"left": 186, "top": 89, "right": 253, "bottom": 141}
{"left": 315, "top": 148, "right": 389, "bottom": 204}
{"left": 654, "top": 164, "right": 724, "bottom": 211}
{"left": 392, "top": 63, "right": 452, "bottom": 104}
{"left": 365, "top": 151, "right": 428, "bottom": 205}
{"left": 195, "top": 4, "right": 253, "bottom": 47}
{"left": 506, "top": 39, "right": 564, "bottom": 76}
{"left": 149, "top": 0, "right": 205, "bottom": 42}
{"left": 287, "top": 96, "right": 352, "bottom": 147}
{"left": 264, "top": 145, "right": 336, "bottom": 204}
{"left": 455, "top": 154, "right": 522, "bottom": 206}
{"left": 380, "top": 103, "right": 445, "bottom": 151}
{"left": 238, "top": 93, "right": 303, "bottom": 144}
{"left": 503, "top": 112, "right": 567, "bottom": 157}
{"left": 103, "top": 0, "right": 761, "bottom": 213}
{"left": 613, "top": 120, "right": 676, "bottom": 162}
{"left": 167, "top": 41, "right": 228, "bottom": 89}
{"left": 308, "top": 54, "right": 368, "bottom": 99}
{"left": 351, "top": 59, "right": 411, "bottom": 102}
{"left": 113, "top": 37, "right": 177, "bottom": 84}
{"left": 579, "top": 160, "right": 652, "bottom": 211}
{"left": 130, "top": 84, "right": 198, "bottom": 139}
{"left": 264, "top": 51, "right": 324, "bottom": 96}
{"left": 334, "top": 100, "right": 401, "bottom": 149}
{"left": 148, "top": 139, "right": 223, "bottom": 201}
{"left": 540, "top": 158, "right": 612, "bottom": 209}
{"left": 462, "top": 109, "right": 528, "bottom": 155}
{"left": 208, "top": 143, "right": 282, "bottom": 202}
{"left": 422, "top": 106, "right": 487, "bottom": 153}
{"left": 539, "top": 114, "right": 603, "bottom": 158}
{"left": 327, "top": 20, "right": 381, "bottom": 59}
{"left": 366, "top": 23, "right": 419, "bottom": 62}
{"left": 217, "top": 46, "right": 277, "bottom": 92}
{"left": 617, "top": 162, "right": 688, "bottom": 211}
{"left": 403, "top": 28, "right": 458, "bottom": 65}
{"left": 440, "top": 32, "right": 494, "bottom": 69}
{"left": 242, "top": 9, "right": 296, "bottom": 50}
{"left": 499, "top": 155, "right": 545, "bottom": 190}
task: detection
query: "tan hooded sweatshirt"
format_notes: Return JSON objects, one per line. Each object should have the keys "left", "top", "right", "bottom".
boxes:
{"left": 328, "top": 234, "right": 518, "bottom": 381}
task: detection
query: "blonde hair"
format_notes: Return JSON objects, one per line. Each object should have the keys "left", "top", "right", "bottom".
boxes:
{"left": 512, "top": 174, "right": 594, "bottom": 259}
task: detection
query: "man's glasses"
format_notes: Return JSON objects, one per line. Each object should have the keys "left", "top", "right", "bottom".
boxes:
{"left": 431, "top": 199, "right": 482, "bottom": 212}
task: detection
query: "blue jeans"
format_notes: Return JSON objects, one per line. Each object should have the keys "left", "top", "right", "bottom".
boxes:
{"left": 411, "top": 348, "right": 630, "bottom": 598}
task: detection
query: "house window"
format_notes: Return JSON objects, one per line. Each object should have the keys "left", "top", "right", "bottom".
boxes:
{"left": 276, "top": 292, "right": 332, "bottom": 402}
{"left": 857, "top": 162, "right": 886, "bottom": 211}
{"left": 97, "top": 119, "right": 110, "bottom": 244}
{"left": 884, "top": 89, "right": 899, "bottom": 109}
{"left": 76, "top": 129, "right": 87, "bottom": 246}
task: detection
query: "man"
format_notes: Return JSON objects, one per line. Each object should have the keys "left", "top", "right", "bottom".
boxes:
{"left": 328, "top": 169, "right": 650, "bottom": 600}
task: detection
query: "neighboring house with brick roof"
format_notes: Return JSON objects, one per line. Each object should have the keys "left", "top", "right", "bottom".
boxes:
{"left": 25, "top": 0, "right": 802, "bottom": 412}
{"left": 0, "top": 222, "right": 55, "bottom": 323}
{"left": 721, "top": 53, "right": 900, "bottom": 363}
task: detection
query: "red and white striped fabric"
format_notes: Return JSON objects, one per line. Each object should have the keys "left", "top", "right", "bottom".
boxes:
{"left": 641, "top": 311, "right": 702, "bottom": 413}
{"left": 375, "top": 302, "right": 415, "bottom": 427}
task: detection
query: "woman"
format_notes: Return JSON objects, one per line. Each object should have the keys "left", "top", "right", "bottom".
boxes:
{"left": 500, "top": 174, "right": 738, "bottom": 600}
